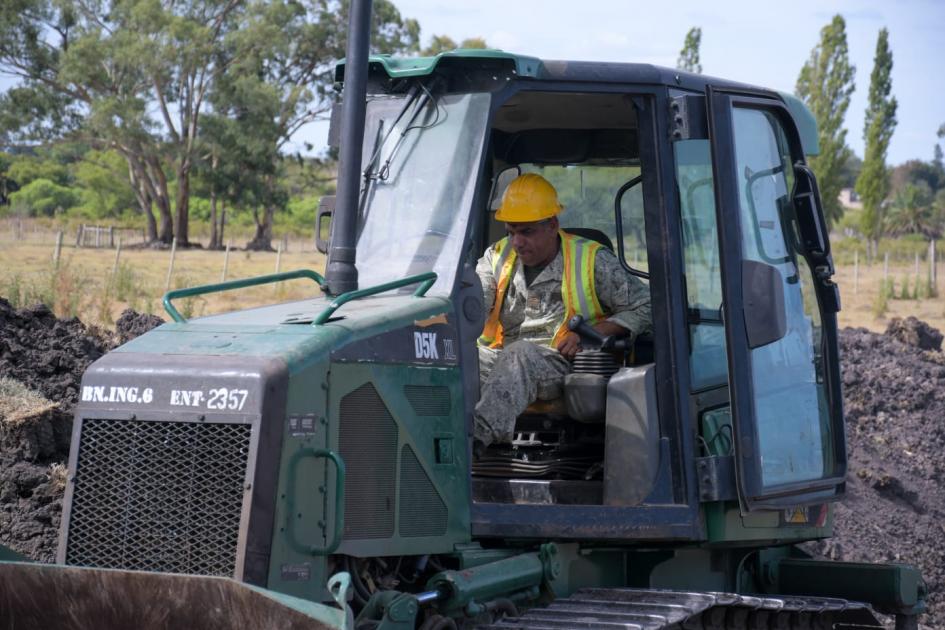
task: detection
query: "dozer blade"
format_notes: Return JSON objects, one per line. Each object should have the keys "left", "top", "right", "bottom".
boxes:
{"left": 0, "top": 561, "right": 350, "bottom": 630}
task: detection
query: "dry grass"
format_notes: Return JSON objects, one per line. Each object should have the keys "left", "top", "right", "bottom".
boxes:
{"left": 832, "top": 260, "right": 945, "bottom": 332}
{"left": 0, "top": 378, "right": 59, "bottom": 427}
{"left": 47, "top": 463, "right": 68, "bottom": 492}
{"left": 1, "top": 225, "right": 944, "bottom": 334}
{"left": 0, "top": 234, "right": 326, "bottom": 326}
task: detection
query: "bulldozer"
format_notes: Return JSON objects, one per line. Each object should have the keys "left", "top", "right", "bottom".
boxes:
{"left": 0, "top": 2, "right": 928, "bottom": 628}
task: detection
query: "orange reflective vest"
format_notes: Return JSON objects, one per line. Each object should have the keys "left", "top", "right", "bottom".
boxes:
{"left": 478, "top": 231, "right": 605, "bottom": 349}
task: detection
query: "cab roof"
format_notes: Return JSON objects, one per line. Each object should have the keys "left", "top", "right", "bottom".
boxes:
{"left": 335, "top": 49, "right": 819, "bottom": 156}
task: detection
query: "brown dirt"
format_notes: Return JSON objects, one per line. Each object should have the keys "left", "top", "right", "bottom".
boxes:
{"left": 0, "top": 299, "right": 162, "bottom": 561}
{"left": 803, "top": 318, "right": 945, "bottom": 626}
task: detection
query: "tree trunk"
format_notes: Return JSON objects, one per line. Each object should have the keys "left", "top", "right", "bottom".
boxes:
{"left": 143, "top": 196, "right": 158, "bottom": 243}
{"left": 175, "top": 161, "right": 191, "bottom": 247}
{"left": 127, "top": 161, "right": 158, "bottom": 242}
{"left": 218, "top": 199, "right": 226, "bottom": 247}
{"left": 208, "top": 154, "right": 221, "bottom": 250}
{"left": 209, "top": 189, "right": 219, "bottom": 250}
{"left": 246, "top": 204, "right": 275, "bottom": 251}
{"left": 144, "top": 154, "right": 174, "bottom": 244}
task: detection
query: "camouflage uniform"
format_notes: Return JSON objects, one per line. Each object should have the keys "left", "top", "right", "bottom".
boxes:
{"left": 474, "top": 243, "right": 652, "bottom": 446}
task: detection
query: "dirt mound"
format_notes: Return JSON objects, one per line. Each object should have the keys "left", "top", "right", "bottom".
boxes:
{"left": 0, "top": 300, "right": 109, "bottom": 408}
{"left": 114, "top": 309, "right": 165, "bottom": 346}
{"left": 802, "top": 325, "right": 945, "bottom": 626}
{"left": 885, "top": 316, "right": 944, "bottom": 351}
{"left": 0, "top": 300, "right": 163, "bottom": 561}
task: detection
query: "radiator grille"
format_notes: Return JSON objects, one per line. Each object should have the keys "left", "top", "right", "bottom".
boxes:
{"left": 64, "top": 418, "right": 251, "bottom": 576}
{"left": 338, "top": 383, "right": 397, "bottom": 538}
{"left": 404, "top": 385, "right": 451, "bottom": 416}
{"left": 399, "top": 444, "right": 447, "bottom": 537}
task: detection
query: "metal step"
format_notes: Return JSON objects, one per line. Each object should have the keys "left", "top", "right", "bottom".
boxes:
{"left": 476, "top": 587, "right": 884, "bottom": 629}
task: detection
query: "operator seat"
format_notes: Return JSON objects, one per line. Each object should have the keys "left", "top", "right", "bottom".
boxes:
{"left": 562, "top": 227, "right": 614, "bottom": 251}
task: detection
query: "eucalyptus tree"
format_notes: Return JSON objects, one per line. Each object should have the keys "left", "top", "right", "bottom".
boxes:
{"left": 0, "top": 0, "right": 244, "bottom": 244}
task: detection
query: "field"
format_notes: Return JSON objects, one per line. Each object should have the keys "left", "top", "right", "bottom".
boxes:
{"left": 833, "top": 257, "right": 945, "bottom": 331}
{"left": 0, "top": 221, "right": 326, "bottom": 326}
{"left": 2, "top": 220, "right": 944, "bottom": 333}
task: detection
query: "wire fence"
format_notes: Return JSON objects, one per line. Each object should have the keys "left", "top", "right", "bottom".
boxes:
{"left": 0, "top": 218, "right": 318, "bottom": 253}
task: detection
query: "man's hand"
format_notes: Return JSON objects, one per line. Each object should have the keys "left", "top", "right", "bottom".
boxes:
{"left": 557, "top": 321, "right": 630, "bottom": 360}
{"left": 556, "top": 331, "right": 582, "bottom": 360}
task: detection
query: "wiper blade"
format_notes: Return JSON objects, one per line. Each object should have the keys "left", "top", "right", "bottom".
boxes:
{"left": 358, "top": 82, "right": 438, "bottom": 231}
{"left": 371, "top": 85, "right": 435, "bottom": 182}
{"left": 362, "top": 84, "right": 422, "bottom": 182}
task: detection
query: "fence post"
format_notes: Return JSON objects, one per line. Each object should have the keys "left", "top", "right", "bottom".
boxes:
{"left": 75, "top": 225, "right": 84, "bottom": 248}
{"left": 53, "top": 231, "right": 63, "bottom": 269}
{"left": 164, "top": 237, "right": 177, "bottom": 292}
{"left": 221, "top": 240, "right": 231, "bottom": 282}
{"left": 112, "top": 237, "right": 123, "bottom": 277}
{"left": 915, "top": 251, "right": 920, "bottom": 278}
{"left": 275, "top": 240, "right": 283, "bottom": 274}
{"left": 854, "top": 250, "right": 859, "bottom": 295}
{"left": 884, "top": 252, "right": 889, "bottom": 282}
{"left": 930, "top": 240, "right": 937, "bottom": 286}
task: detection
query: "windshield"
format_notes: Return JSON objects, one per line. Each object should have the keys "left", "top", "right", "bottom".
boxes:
{"left": 355, "top": 91, "right": 491, "bottom": 295}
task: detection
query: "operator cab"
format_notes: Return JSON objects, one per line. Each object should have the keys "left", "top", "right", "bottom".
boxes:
{"left": 329, "top": 53, "right": 847, "bottom": 544}
{"left": 472, "top": 90, "right": 660, "bottom": 508}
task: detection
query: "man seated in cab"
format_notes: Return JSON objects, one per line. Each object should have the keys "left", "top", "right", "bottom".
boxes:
{"left": 474, "top": 173, "right": 652, "bottom": 450}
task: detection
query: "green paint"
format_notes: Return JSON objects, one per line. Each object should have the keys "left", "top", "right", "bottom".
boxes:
{"left": 339, "top": 50, "right": 544, "bottom": 79}
{"left": 328, "top": 361, "right": 470, "bottom": 559}
{"left": 779, "top": 91, "right": 820, "bottom": 156}
{"left": 266, "top": 359, "right": 333, "bottom": 602}
{"left": 0, "top": 545, "right": 26, "bottom": 562}
{"left": 771, "top": 557, "right": 926, "bottom": 616}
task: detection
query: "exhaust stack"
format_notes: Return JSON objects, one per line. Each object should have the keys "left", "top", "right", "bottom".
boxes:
{"left": 325, "top": 0, "right": 373, "bottom": 295}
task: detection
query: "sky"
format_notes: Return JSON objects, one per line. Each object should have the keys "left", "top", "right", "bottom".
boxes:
{"left": 2, "top": 0, "right": 942, "bottom": 166}
{"left": 292, "top": 0, "right": 944, "bottom": 166}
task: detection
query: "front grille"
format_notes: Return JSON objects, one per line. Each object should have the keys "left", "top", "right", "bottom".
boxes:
{"left": 65, "top": 418, "right": 251, "bottom": 576}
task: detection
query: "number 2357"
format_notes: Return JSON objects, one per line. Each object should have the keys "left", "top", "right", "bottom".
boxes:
{"left": 207, "top": 388, "right": 249, "bottom": 410}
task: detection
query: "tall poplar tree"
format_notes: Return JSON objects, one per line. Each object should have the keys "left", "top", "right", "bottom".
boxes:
{"left": 677, "top": 27, "right": 702, "bottom": 74}
{"left": 856, "top": 28, "right": 897, "bottom": 254}
{"left": 796, "top": 15, "right": 856, "bottom": 228}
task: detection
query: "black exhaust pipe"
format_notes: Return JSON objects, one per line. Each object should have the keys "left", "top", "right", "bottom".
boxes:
{"left": 325, "top": 0, "right": 373, "bottom": 295}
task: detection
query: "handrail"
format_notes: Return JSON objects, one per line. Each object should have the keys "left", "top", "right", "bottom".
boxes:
{"left": 312, "top": 271, "right": 437, "bottom": 326}
{"left": 286, "top": 448, "right": 346, "bottom": 556}
{"left": 162, "top": 269, "right": 325, "bottom": 323}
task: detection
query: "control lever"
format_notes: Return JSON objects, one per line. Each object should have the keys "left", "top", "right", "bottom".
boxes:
{"left": 567, "top": 315, "right": 628, "bottom": 352}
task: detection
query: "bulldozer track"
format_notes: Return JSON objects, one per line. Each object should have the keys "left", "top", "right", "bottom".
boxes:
{"left": 476, "top": 588, "right": 884, "bottom": 629}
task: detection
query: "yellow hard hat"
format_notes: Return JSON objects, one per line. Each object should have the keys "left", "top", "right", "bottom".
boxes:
{"left": 495, "top": 173, "right": 562, "bottom": 222}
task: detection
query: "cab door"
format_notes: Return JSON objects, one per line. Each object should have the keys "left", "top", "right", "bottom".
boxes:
{"left": 706, "top": 88, "right": 846, "bottom": 511}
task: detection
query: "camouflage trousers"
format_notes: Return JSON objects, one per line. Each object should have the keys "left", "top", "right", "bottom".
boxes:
{"left": 474, "top": 340, "right": 571, "bottom": 446}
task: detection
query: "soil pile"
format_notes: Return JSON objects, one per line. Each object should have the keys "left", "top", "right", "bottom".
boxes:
{"left": 0, "top": 301, "right": 163, "bottom": 561}
{"left": 802, "top": 319, "right": 945, "bottom": 627}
